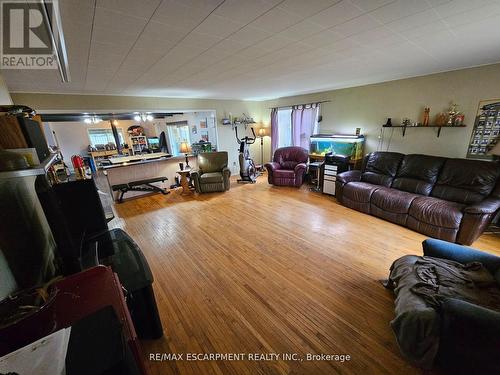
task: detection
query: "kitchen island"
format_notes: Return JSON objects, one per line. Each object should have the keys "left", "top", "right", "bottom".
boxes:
{"left": 103, "top": 153, "right": 196, "bottom": 201}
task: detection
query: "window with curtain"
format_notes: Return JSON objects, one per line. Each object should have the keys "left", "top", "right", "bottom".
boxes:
{"left": 166, "top": 123, "right": 191, "bottom": 156}
{"left": 277, "top": 108, "right": 292, "bottom": 148}
{"left": 87, "top": 128, "right": 124, "bottom": 146}
{"left": 273, "top": 105, "right": 320, "bottom": 151}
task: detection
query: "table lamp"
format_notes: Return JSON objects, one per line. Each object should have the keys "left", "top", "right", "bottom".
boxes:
{"left": 180, "top": 141, "right": 191, "bottom": 168}
{"left": 256, "top": 126, "right": 270, "bottom": 170}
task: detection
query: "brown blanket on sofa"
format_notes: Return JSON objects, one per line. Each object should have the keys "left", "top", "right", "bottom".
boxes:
{"left": 385, "top": 255, "right": 500, "bottom": 369}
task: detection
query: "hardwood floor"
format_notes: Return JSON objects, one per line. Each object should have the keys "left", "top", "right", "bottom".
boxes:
{"left": 110, "top": 176, "right": 500, "bottom": 375}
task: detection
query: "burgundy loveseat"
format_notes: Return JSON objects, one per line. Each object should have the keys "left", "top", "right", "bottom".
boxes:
{"left": 265, "top": 146, "right": 308, "bottom": 187}
{"left": 335, "top": 152, "right": 500, "bottom": 245}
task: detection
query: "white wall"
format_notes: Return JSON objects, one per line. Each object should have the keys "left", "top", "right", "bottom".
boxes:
{"left": 47, "top": 119, "right": 135, "bottom": 161}
{"left": 0, "top": 72, "right": 13, "bottom": 105}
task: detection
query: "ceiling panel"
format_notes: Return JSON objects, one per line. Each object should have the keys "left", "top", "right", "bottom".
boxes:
{"left": 2, "top": 0, "right": 500, "bottom": 100}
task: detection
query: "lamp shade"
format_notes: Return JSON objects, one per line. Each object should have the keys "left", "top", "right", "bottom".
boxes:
{"left": 180, "top": 141, "right": 190, "bottom": 153}
{"left": 488, "top": 142, "right": 500, "bottom": 156}
{"left": 257, "top": 127, "right": 270, "bottom": 137}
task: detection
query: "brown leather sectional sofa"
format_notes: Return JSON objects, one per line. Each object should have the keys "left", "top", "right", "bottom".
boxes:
{"left": 335, "top": 152, "right": 500, "bottom": 245}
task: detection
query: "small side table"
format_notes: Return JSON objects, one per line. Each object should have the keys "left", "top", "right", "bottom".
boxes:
{"left": 176, "top": 169, "right": 192, "bottom": 195}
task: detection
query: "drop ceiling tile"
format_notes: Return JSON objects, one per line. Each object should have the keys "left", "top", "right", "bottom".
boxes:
{"left": 279, "top": 0, "right": 341, "bottom": 18}
{"left": 398, "top": 20, "right": 449, "bottom": 40}
{"left": 182, "top": 32, "right": 223, "bottom": 49}
{"left": 94, "top": 7, "right": 148, "bottom": 35}
{"left": 433, "top": 0, "right": 493, "bottom": 17}
{"left": 214, "top": 0, "right": 278, "bottom": 23}
{"left": 278, "top": 20, "right": 327, "bottom": 41}
{"left": 88, "top": 48, "right": 126, "bottom": 67}
{"left": 349, "top": 0, "right": 395, "bottom": 12}
{"left": 194, "top": 15, "right": 244, "bottom": 38}
{"left": 227, "top": 26, "right": 272, "bottom": 46}
{"left": 309, "top": 1, "right": 364, "bottom": 28}
{"left": 90, "top": 40, "right": 134, "bottom": 57}
{"left": 97, "top": 0, "right": 162, "bottom": 19}
{"left": 384, "top": 8, "right": 442, "bottom": 33}
{"left": 369, "top": 0, "right": 431, "bottom": 24}
{"left": 92, "top": 26, "right": 138, "bottom": 47}
{"left": 251, "top": 34, "right": 294, "bottom": 52}
{"left": 443, "top": 3, "right": 500, "bottom": 26}
{"left": 300, "top": 29, "right": 346, "bottom": 48}
{"left": 59, "top": 0, "right": 95, "bottom": 27}
{"left": 250, "top": 7, "right": 305, "bottom": 33}
{"left": 330, "top": 14, "right": 382, "bottom": 37}
{"left": 153, "top": 1, "right": 217, "bottom": 29}
{"left": 350, "top": 26, "right": 406, "bottom": 47}
{"left": 213, "top": 38, "right": 251, "bottom": 51}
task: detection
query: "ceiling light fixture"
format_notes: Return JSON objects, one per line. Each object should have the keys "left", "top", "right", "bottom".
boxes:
{"left": 133, "top": 113, "right": 154, "bottom": 122}
{"left": 83, "top": 115, "right": 102, "bottom": 124}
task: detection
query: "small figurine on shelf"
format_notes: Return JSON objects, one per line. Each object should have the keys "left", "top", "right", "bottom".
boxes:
{"left": 435, "top": 112, "right": 448, "bottom": 126}
{"left": 384, "top": 118, "right": 392, "bottom": 127}
{"left": 422, "top": 107, "right": 430, "bottom": 126}
{"left": 454, "top": 113, "right": 465, "bottom": 126}
{"left": 401, "top": 118, "right": 412, "bottom": 127}
{"left": 447, "top": 103, "right": 459, "bottom": 126}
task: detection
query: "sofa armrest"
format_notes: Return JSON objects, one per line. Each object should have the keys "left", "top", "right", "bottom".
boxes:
{"left": 422, "top": 239, "right": 500, "bottom": 274}
{"left": 336, "top": 170, "right": 361, "bottom": 185}
{"left": 294, "top": 162, "right": 307, "bottom": 173}
{"left": 438, "top": 298, "right": 500, "bottom": 372}
{"left": 222, "top": 167, "right": 231, "bottom": 190}
{"left": 264, "top": 162, "right": 280, "bottom": 172}
{"left": 190, "top": 170, "right": 201, "bottom": 193}
{"left": 465, "top": 198, "right": 500, "bottom": 215}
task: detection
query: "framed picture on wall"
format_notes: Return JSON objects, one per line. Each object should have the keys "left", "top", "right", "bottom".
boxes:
{"left": 467, "top": 99, "right": 500, "bottom": 160}
{"left": 200, "top": 120, "right": 207, "bottom": 129}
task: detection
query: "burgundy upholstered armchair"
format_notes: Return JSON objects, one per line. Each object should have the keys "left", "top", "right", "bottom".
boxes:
{"left": 265, "top": 146, "right": 308, "bottom": 187}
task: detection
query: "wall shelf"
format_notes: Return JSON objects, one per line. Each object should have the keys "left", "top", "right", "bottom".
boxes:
{"left": 382, "top": 124, "right": 467, "bottom": 138}
{"left": 0, "top": 153, "right": 58, "bottom": 179}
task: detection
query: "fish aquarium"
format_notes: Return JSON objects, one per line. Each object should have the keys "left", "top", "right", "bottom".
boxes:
{"left": 310, "top": 134, "right": 365, "bottom": 160}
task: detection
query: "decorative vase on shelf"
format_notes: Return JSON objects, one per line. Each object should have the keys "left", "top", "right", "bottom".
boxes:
{"left": 435, "top": 113, "right": 447, "bottom": 126}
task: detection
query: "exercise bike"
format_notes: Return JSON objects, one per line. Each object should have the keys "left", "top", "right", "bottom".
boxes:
{"left": 235, "top": 127, "right": 260, "bottom": 183}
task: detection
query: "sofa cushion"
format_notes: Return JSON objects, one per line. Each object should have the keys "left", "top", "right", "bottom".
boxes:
{"left": 409, "top": 197, "right": 465, "bottom": 229}
{"left": 200, "top": 172, "right": 223, "bottom": 184}
{"left": 392, "top": 154, "right": 445, "bottom": 195}
{"left": 280, "top": 161, "right": 298, "bottom": 170}
{"left": 274, "top": 169, "right": 295, "bottom": 178}
{"left": 343, "top": 182, "right": 381, "bottom": 203}
{"left": 361, "top": 152, "right": 405, "bottom": 187}
{"left": 198, "top": 152, "right": 228, "bottom": 173}
{"left": 431, "top": 159, "right": 500, "bottom": 204}
{"left": 371, "top": 187, "right": 420, "bottom": 214}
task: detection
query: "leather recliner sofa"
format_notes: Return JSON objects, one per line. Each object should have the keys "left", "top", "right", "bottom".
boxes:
{"left": 335, "top": 152, "right": 500, "bottom": 245}
{"left": 265, "top": 146, "right": 308, "bottom": 187}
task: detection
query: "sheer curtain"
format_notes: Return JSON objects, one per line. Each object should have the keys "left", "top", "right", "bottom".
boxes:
{"left": 291, "top": 103, "right": 320, "bottom": 150}
{"left": 270, "top": 107, "right": 279, "bottom": 154}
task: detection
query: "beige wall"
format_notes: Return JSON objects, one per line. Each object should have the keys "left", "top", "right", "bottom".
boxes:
{"left": 0, "top": 73, "right": 12, "bottom": 105}
{"left": 11, "top": 93, "right": 267, "bottom": 173}
{"left": 265, "top": 63, "right": 500, "bottom": 158}
{"left": 12, "top": 62, "right": 500, "bottom": 162}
